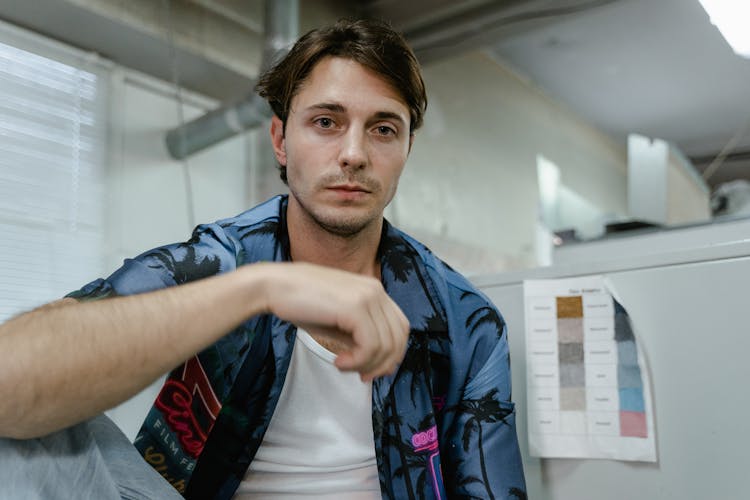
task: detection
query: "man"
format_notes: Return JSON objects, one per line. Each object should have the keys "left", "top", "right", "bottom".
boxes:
{"left": 0, "top": 19, "right": 526, "bottom": 499}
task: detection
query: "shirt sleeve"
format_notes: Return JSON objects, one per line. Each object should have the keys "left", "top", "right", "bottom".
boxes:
{"left": 67, "top": 223, "right": 239, "bottom": 302}
{"left": 446, "top": 311, "right": 528, "bottom": 499}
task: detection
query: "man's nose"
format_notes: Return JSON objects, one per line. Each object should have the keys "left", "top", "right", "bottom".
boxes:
{"left": 338, "top": 128, "right": 367, "bottom": 170}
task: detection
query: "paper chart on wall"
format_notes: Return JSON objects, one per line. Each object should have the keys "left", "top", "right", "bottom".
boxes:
{"left": 523, "top": 275, "right": 657, "bottom": 462}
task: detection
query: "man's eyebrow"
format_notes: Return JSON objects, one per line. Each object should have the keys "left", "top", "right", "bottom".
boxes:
{"left": 372, "top": 111, "right": 407, "bottom": 126}
{"left": 305, "top": 103, "right": 345, "bottom": 113}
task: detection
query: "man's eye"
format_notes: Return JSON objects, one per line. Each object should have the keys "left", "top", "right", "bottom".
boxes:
{"left": 316, "top": 117, "right": 333, "bottom": 128}
{"left": 377, "top": 126, "right": 395, "bottom": 136}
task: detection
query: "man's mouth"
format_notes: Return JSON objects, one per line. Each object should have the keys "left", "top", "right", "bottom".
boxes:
{"left": 327, "top": 184, "right": 371, "bottom": 193}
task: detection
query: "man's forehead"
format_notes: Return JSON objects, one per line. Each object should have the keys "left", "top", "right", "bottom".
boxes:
{"left": 291, "top": 56, "right": 410, "bottom": 118}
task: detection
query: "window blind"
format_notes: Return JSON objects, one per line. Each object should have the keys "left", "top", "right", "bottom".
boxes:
{"left": 0, "top": 21, "right": 109, "bottom": 322}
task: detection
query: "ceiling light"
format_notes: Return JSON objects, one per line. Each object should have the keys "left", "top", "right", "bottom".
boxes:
{"left": 698, "top": 0, "right": 750, "bottom": 59}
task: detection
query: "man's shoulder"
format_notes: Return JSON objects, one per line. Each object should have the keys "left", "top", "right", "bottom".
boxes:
{"left": 391, "top": 226, "right": 507, "bottom": 386}
{"left": 213, "top": 195, "right": 286, "bottom": 231}
{"left": 389, "top": 225, "right": 490, "bottom": 302}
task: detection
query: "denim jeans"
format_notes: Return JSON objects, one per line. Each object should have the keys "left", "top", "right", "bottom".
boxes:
{"left": 0, "top": 414, "right": 183, "bottom": 499}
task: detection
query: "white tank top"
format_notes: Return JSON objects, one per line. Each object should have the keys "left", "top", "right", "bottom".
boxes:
{"left": 234, "top": 328, "right": 381, "bottom": 499}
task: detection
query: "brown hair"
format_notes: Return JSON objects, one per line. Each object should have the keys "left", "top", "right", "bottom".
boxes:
{"left": 256, "top": 18, "right": 427, "bottom": 182}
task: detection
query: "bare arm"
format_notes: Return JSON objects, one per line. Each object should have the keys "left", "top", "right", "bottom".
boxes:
{"left": 0, "top": 264, "right": 269, "bottom": 439}
{"left": 0, "top": 262, "right": 408, "bottom": 439}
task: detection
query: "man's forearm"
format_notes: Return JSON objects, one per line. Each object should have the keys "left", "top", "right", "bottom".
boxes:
{"left": 0, "top": 260, "right": 410, "bottom": 439}
{"left": 0, "top": 265, "right": 270, "bottom": 439}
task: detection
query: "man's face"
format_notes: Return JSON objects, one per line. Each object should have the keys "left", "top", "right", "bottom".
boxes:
{"left": 271, "top": 56, "right": 413, "bottom": 237}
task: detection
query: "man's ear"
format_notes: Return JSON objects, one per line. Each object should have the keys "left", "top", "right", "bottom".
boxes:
{"left": 408, "top": 133, "right": 415, "bottom": 155}
{"left": 270, "top": 115, "right": 287, "bottom": 166}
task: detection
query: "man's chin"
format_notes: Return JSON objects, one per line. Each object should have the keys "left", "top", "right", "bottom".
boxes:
{"left": 315, "top": 218, "right": 371, "bottom": 237}
{"left": 312, "top": 209, "right": 381, "bottom": 237}
{"left": 289, "top": 194, "right": 383, "bottom": 237}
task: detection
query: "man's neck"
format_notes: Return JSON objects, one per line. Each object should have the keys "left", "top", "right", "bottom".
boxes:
{"left": 286, "top": 204, "right": 382, "bottom": 280}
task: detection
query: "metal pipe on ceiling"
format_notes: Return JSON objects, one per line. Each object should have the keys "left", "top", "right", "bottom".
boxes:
{"left": 165, "top": 0, "right": 298, "bottom": 160}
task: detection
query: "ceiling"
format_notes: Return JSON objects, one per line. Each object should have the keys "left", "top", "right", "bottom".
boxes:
{"left": 485, "top": 0, "right": 750, "bottom": 188}
{"left": 0, "top": 0, "right": 747, "bottom": 188}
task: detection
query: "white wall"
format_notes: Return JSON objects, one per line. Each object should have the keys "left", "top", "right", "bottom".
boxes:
{"left": 105, "top": 69, "right": 256, "bottom": 272}
{"left": 391, "top": 51, "right": 628, "bottom": 275}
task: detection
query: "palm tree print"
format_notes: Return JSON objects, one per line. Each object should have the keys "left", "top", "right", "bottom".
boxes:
{"left": 142, "top": 245, "right": 220, "bottom": 284}
{"left": 380, "top": 234, "right": 416, "bottom": 283}
{"left": 400, "top": 322, "right": 449, "bottom": 403}
{"left": 386, "top": 390, "right": 416, "bottom": 499}
{"left": 382, "top": 412, "right": 439, "bottom": 500}
{"left": 509, "top": 486, "right": 528, "bottom": 499}
{"left": 67, "top": 279, "right": 116, "bottom": 301}
{"left": 230, "top": 221, "right": 277, "bottom": 242}
{"left": 462, "top": 291, "right": 506, "bottom": 339}
{"left": 457, "top": 388, "right": 513, "bottom": 500}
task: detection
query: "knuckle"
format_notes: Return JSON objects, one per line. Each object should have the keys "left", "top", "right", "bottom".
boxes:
{"left": 355, "top": 289, "right": 376, "bottom": 307}
{"left": 372, "top": 342, "right": 385, "bottom": 359}
{"left": 363, "top": 341, "right": 379, "bottom": 358}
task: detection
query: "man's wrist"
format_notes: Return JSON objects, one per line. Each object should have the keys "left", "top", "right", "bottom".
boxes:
{"left": 240, "top": 261, "right": 279, "bottom": 317}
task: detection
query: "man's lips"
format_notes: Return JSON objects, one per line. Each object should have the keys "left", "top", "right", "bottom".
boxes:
{"left": 327, "top": 184, "right": 371, "bottom": 193}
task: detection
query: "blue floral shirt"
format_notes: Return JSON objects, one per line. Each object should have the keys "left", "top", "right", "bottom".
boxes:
{"left": 69, "top": 195, "right": 526, "bottom": 499}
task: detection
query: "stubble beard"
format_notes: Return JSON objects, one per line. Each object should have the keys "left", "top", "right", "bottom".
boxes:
{"left": 291, "top": 174, "right": 385, "bottom": 238}
{"left": 308, "top": 209, "right": 375, "bottom": 237}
